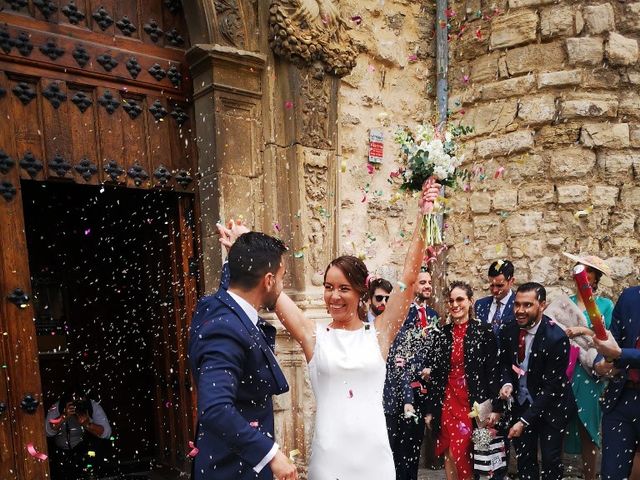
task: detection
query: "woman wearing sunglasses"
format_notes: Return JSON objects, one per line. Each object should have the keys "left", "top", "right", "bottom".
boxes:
{"left": 423, "top": 281, "right": 500, "bottom": 480}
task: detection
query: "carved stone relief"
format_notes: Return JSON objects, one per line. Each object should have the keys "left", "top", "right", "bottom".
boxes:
{"left": 214, "top": 0, "right": 246, "bottom": 49}
{"left": 299, "top": 73, "right": 331, "bottom": 149}
{"left": 269, "top": 0, "right": 357, "bottom": 77}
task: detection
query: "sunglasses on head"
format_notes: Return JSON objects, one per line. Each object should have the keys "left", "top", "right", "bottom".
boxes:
{"left": 374, "top": 295, "right": 390, "bottom": 302}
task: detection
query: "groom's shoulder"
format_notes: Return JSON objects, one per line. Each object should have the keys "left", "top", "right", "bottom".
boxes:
{"left": 192, "top": 292, "right": 243, "bottom": 336}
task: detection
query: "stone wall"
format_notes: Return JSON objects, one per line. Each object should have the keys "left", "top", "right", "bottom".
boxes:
{"left": 336, "top": 0, "right": 437, "bottom": 282}
{"left": 442, "top": 0, "right": 640, "bottom": 299}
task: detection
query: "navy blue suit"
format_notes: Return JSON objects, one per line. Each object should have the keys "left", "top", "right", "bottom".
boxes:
{"left": 384, "top": 304, "right": 438, "bottom": 480}
{"left": 188, "top": 279, "right": 289, "bottom": 479}
{"left": 497, "top": 316, "right": 575, "bottom": 480}
{"left": 475, "top": 292, "right": 516, "bottom": 336}
{"left": 600, "top": 286, "right": 640, "bottom": 479}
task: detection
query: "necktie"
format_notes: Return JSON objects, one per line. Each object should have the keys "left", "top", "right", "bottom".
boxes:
{"left": 491, "top": 301, "right": 502, "bottom": 328}
{"left": 628, "top": 337, "right": 640, "bottom": 384}
{"left": 518, "top": 329, "right": 527, "bottom": 364}
{"left": 418, "top": 306, "right": 427, "bottom": 328}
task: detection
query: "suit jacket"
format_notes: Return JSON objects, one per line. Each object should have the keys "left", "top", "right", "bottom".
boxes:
{"left": 601, "top": 286, "right": 640, "bottom": 413}
{"left": 188, "top": 284, "right": 289, "bottom": 479}
{"left": 475, "top": 292, "right": 516, "bottom": 331}
{"left": 424, "top": 320, "right": 499, "bottom": 435}
{"left": 383, "top": 305, "right": 438, "bottom": 416}
{"left": 497, "top": 316, "right": 575, "bottom": 428}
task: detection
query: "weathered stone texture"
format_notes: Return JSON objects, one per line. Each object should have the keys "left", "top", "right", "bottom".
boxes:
{"left": 560, "top": 93, "right": 618, "bottom": 119}
{"left": 583, "top": 3, "right": 616, "bottom": 34}
{"left": 557, "top": 185, "right": 590, "bottom": 204}
{"left": 592, "top": 186, "right": 619, "bottom": 206}
{"left": 606, "top": 32, "right": 639, "bottom": 66}
{"left": 537, "top": 70, "right": 582, "bottom": 89}
{"left": 476, "top": 130, "right": 535, "bottom": 158}
{"left": 490, "top": 10, "right": 539, "bottom": 49}
{"left": 518, "top": 184, "right": 556, "bottom": 206}
{"left": 580, "top": 123, "right": 631, "bottom": 149}
{"left": 597, "top": 150, "right": 639, "bottom": 176}
{"left": 480, "top": 75, "right": 536, "bottom": 100}
{"left": 518, "top": 94, "right": 557, "bottom": 124}
{"left": 506, "top": 42, "right": 566, "bottom": 74}
{"left": 566, "top": 37, "right": 604, "bottom": 65}
{"left": 540, "top": 6, "right": 576, "bottom": 38}
{"left": 547, "top": 147, "right": 597, "bottom": 179}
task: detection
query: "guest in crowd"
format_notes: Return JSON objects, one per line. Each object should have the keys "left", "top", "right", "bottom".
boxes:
{"left": 384, "top": 268, "right": 439, "bottom": 480}
{"left": 474, "top": 260, "right": 516, "bottom": 338}
{"left": 367, "top": 277, "right": 393, "bottom": 323}
{"left": 562, "top": 253, "right": 614, "bottom": 480}
{"left": 498, "top": 283, "right": 575, "bottom": 480}
{"left": 593, "top": 285, "right": 640, "bottom": 480}
{"left": 423, "top": 281, "right": 499, "bottom": 480}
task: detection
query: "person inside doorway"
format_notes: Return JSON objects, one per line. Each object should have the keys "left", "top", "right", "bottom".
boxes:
{"left": 45, "top": 384, "right": 112, "bottom": 479}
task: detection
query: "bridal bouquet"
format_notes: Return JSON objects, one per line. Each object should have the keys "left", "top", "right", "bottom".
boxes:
{"left": 392, "top": 124, "right": 470, "bottom": 245}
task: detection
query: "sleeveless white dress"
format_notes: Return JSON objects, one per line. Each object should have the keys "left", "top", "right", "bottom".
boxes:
{"left": 308, "top": 323, "right": 396, "bottom": 479}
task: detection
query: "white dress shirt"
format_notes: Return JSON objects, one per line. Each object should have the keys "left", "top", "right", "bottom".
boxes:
{"left": 227, "top": 290, "right": 279, "bottom": 473}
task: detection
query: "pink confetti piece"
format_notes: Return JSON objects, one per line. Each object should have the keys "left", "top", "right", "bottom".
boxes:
{"left": 445, "top": 8, "right": 456, "bottom": 18}
{"left": 27, "top": 443, "right": 48, "bottom": 461}
{"left": 165, "top": 401, "right": 172, "bottom": 408}
{"left": 407, "top": 54, "right": 418, "bottom": 63}
{"left": 494, "top": 166, "right": 505, "bottom": 179}
{"left": 348, "top": 389, "right": 353, "bottom": 398}
{"left": 84, "top": 228, "right": 91, "bottom": 236}
{"left": 366, "top": 163, "right": 375, "bottom": 174}
{"left": 512, "top": 364, "right": 525, "bottom": 378}
{"left": 361, "top": 195, "right": 367, "bottom": 203}
{"left": 187, "top": 441, "right": 199, "bottom": 458}
{"left": 368, "top": 65, "right": 376, "bottom": 72}
{"left": 462, "top": 75, "right": 470, "bottom": 84}
{"left": 273, "top": 222, "right": 281, "bottom": 233}
{"left": 475, "top": 28, "right": 483, "bottom": 40}
{"left": 284, "top": 100, "right": 294, "bottom": 110}
{"left": 351, "top": 15, "right": 362, "bottom": 25}
{"left": 249, "top": 421, "right": 259, "bottom": 428}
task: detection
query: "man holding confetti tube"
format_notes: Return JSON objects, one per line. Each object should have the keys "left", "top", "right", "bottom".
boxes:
{"left": 593, "top": 285, "right": 640, "bottom": 480}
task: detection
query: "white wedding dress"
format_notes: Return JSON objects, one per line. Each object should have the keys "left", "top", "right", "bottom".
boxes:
{"left": 308, "top": 323, "right": 395, "bottom": 479}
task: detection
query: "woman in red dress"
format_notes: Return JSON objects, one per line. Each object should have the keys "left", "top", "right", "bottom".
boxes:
{"left": 424, "top": 281, "right": 500, "bottom": 479}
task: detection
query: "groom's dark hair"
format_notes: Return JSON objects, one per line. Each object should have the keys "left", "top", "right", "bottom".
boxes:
{"left": 228, "top": 232, "right": 288, "bottom": 289}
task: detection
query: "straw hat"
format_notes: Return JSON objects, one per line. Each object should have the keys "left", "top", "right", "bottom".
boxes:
{"left": 563, "top": 252, "right": 612, "bottom": 277}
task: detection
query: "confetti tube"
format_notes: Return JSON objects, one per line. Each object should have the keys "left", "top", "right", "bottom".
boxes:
{"left": 573, "top": 264, "right": 607, "bottom": 340}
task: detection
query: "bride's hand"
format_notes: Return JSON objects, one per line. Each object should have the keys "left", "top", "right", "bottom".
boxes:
{"left": 217, "top": 219, "right": 250, "bottom": 251}
{"left": 419, "top": 178, "right": 441, "bottom": 215}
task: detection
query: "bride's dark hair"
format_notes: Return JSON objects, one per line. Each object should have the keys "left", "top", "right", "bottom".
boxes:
{"left": 324, "top": 255, "right": 369, "bottom": 320}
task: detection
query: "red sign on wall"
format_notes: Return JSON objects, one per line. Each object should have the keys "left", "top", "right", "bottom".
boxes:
{"left": 369, "top": 130, "right": 384, "bottom": 164}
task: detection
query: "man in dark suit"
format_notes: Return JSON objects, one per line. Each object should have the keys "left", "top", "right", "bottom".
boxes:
{"left": 593, "top": 285, "right": 640, "bottom": 480}
{"left": 384, "top": 269, "right": 439, "bottom": 480}
{"left": 188, "top": 230, "right": 297, "bottom": 480}
{"left": 497, "top": 282, "right": 574, "bottom": 480}
{"left": 475, "top": 260, "right": 516, "bottom": 337}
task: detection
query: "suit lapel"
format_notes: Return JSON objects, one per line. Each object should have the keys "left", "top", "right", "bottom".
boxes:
{"left": 529, "top": 317, "right": 547, "bottom": 372}
{"left": 215, "top": 289, "right": 289, "bottom": 393}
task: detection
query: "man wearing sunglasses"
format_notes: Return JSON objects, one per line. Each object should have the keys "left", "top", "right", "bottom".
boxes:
{"left": 367, "top": 278, "right": 393, "bottom": 323}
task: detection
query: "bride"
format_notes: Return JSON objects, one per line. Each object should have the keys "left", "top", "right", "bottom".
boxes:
{"left": 219, "top": 181, "right": 440, "bottom": 479}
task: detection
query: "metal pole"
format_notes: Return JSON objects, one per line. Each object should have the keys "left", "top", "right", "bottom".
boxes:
{"left": 436, "top": 0, "right": 449, "bottom": 126}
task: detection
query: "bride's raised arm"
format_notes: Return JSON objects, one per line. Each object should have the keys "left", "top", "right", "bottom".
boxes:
{"left": 375, "top": 182, "right": 440, "bottom": 360}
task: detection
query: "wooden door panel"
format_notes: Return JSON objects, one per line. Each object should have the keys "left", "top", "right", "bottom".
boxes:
{"left": 67, "top": 83, "right": 100, "bottom": 185}
{"left": 88, "top": 0, "right": 117, "bottom": 36}
{"left": 40, "top": 78, "right": 73, "bottom": 180}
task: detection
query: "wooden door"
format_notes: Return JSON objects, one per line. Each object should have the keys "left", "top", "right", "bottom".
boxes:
{"left": 0, "top": 1, "right": 198, "bottom": 478}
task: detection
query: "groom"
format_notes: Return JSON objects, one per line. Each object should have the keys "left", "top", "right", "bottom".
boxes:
{"left": 189, "top": 228, "right": 297, "bottom": 479}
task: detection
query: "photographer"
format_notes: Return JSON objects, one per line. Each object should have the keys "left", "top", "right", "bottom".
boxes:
{"left": 45, "top": 385, "right": 112, "bottom": 479}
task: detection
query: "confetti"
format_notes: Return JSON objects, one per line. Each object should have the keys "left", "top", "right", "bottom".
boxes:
{"left": 187, "top": 441, "right": 199, "bottom": 458}
{"left": 494, "top": 166, "right": 505, "bottom": 179}
{"left": 26, "top": 443, "right": 47, "bottom": 461}
{"left": 340, "top": 159, "right": 347, "bottom": 173}
{"left": 87, "top": 450, "right": 96, "bottom": 457}
{"left": 289, "top": 449, "right": 301, "bottom": 462}
{"left": 293, "top": 250, "right": 304, "bottom": 259}
{"left": 574, "top": 205, "right": 593, "bottom": 219}
{"left": 462, "top": 75, "right": 470, "bottom": 84}
{"left": 273, "top": 222, "right": 281, "bottom": 233}
{"left": 407, "top": 54, "right": 418, "bottom": 63}
{"left": 348, "top": 389, "right": 354, "bottom": 398}
{"left": 350, "top": 15, "right": 362, "bottom": 25}
{"left": 84, "top": 228, "right": 91, "bottom": 236}
{"left": 397, "top": 281, "right": 407, "bottom": 292}
{"left": 468, "top": 401, "right": 480, "bottom": 418}
{"left": 249, "top": 421, "right": 259, "bottom": 428}
{"left": 284, "top": 100, "right": 293, "bottom": 110}
{"left": 366, "top": 164, "right": 375, "bottom": 174}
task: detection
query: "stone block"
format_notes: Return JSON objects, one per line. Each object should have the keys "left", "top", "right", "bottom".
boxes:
{"left": 505, "top": 211, "right": 544, "bottom": 236}
{"left": 530, "top": 256, "right": 560, "bottom": 284}
{"left": 493, "top": 188, "right": 518, "bottom": 211}
{"left": 621, "top": 185, "right": 640, "bottom": 208}
{"left": 518, "top": 94, "right": 557, "bottom": 124}
{"left": 631, "top": 125, "right": 640, "bottom": 148}
{"left": 480, "top": 75, "right": 536, "bottom": 100}
{"left": 560, "top": 95, "right": 618, "bottom": 119}
{"left": 606, "top": 32, "right": 639, "bottom": 66}
{"left": 557, "top": 184, "right": 589, "bottom": 204}
{"left": 619, "top": 92, "right": 640, "bottom": 116}
{"left": 540, "top": 6, "right": 575, "bottom": 38}
{"left": 490, "top": 10, "right": 539, "bottom": 50}
{"left": 547, "top": 146, "right": 597, "bottom": 179}
{"left": 472, "top": 215, "right": 503, "bottom": 241}
{"left": 592, "top": 185, "right": 619, "bottom": 206}
{"left": 583, "top": 3, "right": 615, "bottom": 34}
{"left": 580, "top": 123, "right": 630, "bottom": 149}
{"left": 611, "top": 212, "right": 636, "bottom": 235}
{"left": 566, "top": 37, "right": 604, "bottom": 65}
{"left": 597, "top": 150, "right": 639, "bottom": 176}
{"left": 465, "top": 101, "right": 518, "bottom": 136}
{"left": 606, "top": 256, "right": 637, "bottom": 280}
{"left": 623, "top": 2, "right": 640, "bottom": 31}
{"left": 513, "top": 153, "right": 545, "bottom": 178}
{"left": 470, "top": 192, "right": 492, "bottom": 213}
{"left": 583, "top": 68, "right": 621, "bottom": 89}
{"left": 505, "top": 42, "right": 566, "bottom": 75}
{"left": 537, "top": 123, "right": 583, "bottom": 146}
{"left": 476, "top": 130, "right": 535, "bottom": 158}
{"left": 471, "top": 52, "right": 500, "bottom": 83}
{"left": 508, "top": 0, "right": 555, "bottom": 7}
{"left": 538, "top": 70, "right": 582, "bottom": 89}
{"left": 518, "top": 184, "right": 556, "bottom": 206}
